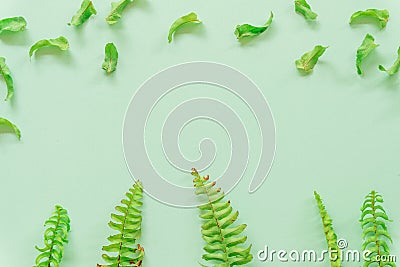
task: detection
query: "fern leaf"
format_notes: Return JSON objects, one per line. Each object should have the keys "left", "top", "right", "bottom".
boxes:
{"left": 98, "top": 181, "right": 145, "bottom": 267}
{"left": 314, "top": 191, "right": 342, "bottom": 267}
{"left": 360, "top": 191, "right": 396, "bottom": 267}
{"left": 191, "top": 168, "right": 253, "bottom": 267}
{"left": 34, "top": 205, "right": 71, "bottom": 267}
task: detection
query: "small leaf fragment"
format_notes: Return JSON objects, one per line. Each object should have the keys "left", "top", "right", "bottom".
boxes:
{"left": 379, "top": 47, "right": 400, "bottom": 76}
{"left": 29, "top": 36, "right": 69, "bottom": 58}
{"left": 356, "top": 34, "right": 379, "bottom": 75}
{"left": 70, "top": 0, "right": 97, "bottom": 26}
{"left": 102, "top": 43, "right": 118, "bottom": 74}
{"left": 0, "top": 57, "right": 14, "bottom": 101}
{"left": 295, "top": 45, "right": 328, "bottom": 72}
{"left": 235, "top": 12, "right": 274, "bottom": 40}
{"left": 350, "top": 9, "right": 389, "bottom": 29}
{"left": 295, "top": 0, "right": 318, "bottom": 20}
{"left": 0, "top": 117, "right": 21, "bottom": 140}
{"left": 106, "top": 0, "right": 134, "bottom": 25}
{"left": 168, "top": 12, "right": 201, "bottom": 43}
{"left": 0, "top": 16, "right": 27, "bottom": 34}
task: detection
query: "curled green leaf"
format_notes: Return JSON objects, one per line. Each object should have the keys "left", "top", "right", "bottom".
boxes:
{"left": 34, "top": 205, "right": 70, "bottom": 267}
{"left": 29, "top": 36, "right": 69, "bottom": 58}
{"left": 356, "top": 34, "right": 379, "bottom": 75}
{"left": 350, "top": 9, "right": 389, "bottom": 29}
{"left": 0, "top": 117, "right": 21, "bottom": 140}
{"left": 0, "top": 16, "right": 27, "bottom": 34}
{"left": 295, "top": 0, "right": 318, "bottom": 20}
{"left": 379, "top": 47, "right": 400, "bottom": 76}
{"left": 235, "top": 12, "right": 274, "bottom": 40}
{"left": 168, "top": 12, "right": 201, "bottom": 43}
{"left": 102, "top": 43, "right": 118, "bottom": 74}
{"left": 295, "top": 45, "right": 328, "bottom": 72}
{"left": 0, "top": 57, "right": 14, "bottom": 101}
{"left": 70, "top": 0, "right": 97, "bottom": 26}
{"left": 106, "top": 0, "right": 134, "bottom": 25}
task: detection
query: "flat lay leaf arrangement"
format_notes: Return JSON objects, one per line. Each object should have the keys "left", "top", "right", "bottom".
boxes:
{"left": 98, "top": 181, "right": 145, "bottom": 267}
{"left": 0, "top": 0, "right": 399, "bottom": 266}
{"left": 33, "top": 205, "right": 71, "bottom": 267}
{"left": 192, "top": 168, "right": 253, "bottom": 266}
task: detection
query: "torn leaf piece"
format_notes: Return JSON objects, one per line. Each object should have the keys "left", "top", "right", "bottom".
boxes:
{"left": 70, "top": 0, "right": 97, "bottom": 26}
{"left": 379, "top": 47, "right": 400, "bottom": 75}
{"left": 356, "top": 34, "right": 379, "bottom": 75}
{"left": 350, "top": 9, "right": 389, "bottom": 29}
{"left": 0, "top": 16, "right": 27, "bottom": 34}
{"left": 106, "top": 0, "right": 134, "bottom": 25}
{"left": 0, "top": 57, "right": 14, "bottom": 101}
{"left": 102, "top": 43, "right": 118, "bottom": 74}
{"left": 0, "top": 117, "right": 21, "bottom": 140}
{"left": 29, "top": 36, "right": 69, "bottom": 58}
{"left": 295, "top": 45, "right": 328, "bottom": 72}
{"left": 235, "top": 12, "right": 274, "bottom": 40}
{"left": 168, "top": 12, "right": 201, "bottom": 43}
{"left": 295, "top": 0, "right": 318, "bottom": 20}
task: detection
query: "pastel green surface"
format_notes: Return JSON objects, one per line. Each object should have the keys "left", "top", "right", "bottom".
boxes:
{"left": 0, "top": 0, "right": 399, "bottom": 267}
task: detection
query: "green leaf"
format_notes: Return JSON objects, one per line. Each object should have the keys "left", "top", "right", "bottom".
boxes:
{"left": 106, "top": 0, "right": 134, "bottom": 25}
{"left": 295, "top": 0, "right": 318, "bottom": 20}
{"left": 314, "top": 192, "right": 342, "bottom": 267}
{"left": 98, "top": 181, "right": 145, "bottom": 267}
{"left": 34, "top": 205, "right": 70, "bottom": 267}
{"left": 168, "top": 12, "right": 201, "bottom": 43}
{"left": 350, "top": 9, "right": 389, "bottom": 29}
{"left": 295, "top": 45, "right": 328, "bottom": 72}
{"left": 0, "top": 57, "right": 14, "bottom": 101}
{"left": 191, "top": 168, "right": 253, "bottom": 266}
{"left": 235, "top": 12, "right": 274, "bottom": 40}
{"left": 356, "top": 34, "right": 379, "bottom": 75}
{"left": 379, "top": 47, "right": 400, "bottom": 75}
{"left": 102, "top": 43, "right": 118, "bottom": 74}
{"left": 69, "top": 0, "right": 97, "bottom": 26}
{"left": 0, "top": 16, "right": 27, "bottom": 34}
{"left": 0, "top": 117, "right": 21, "bottom": 140}
{"left": 29, "top": 36, "right": 69, "bottom": 58}
{"left": 360, "top": 191, "right": 395, "bottom": 267}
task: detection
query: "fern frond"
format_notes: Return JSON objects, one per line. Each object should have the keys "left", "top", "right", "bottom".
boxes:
{"left": 98, "top": 181, "right": 145, "bottom": 267}
{"left": 360, "top": 190, "right": 396, "bottom": 267}
{"left": 34, "top": 205, "right": 70, "bottom": 267}
{"left": 191, "top": 168, "right": 253, "bottom": 267}
{"left": 314, "top": 191, "right": 342, "bottom": 267}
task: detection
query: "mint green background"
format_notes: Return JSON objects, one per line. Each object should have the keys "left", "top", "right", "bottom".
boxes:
{"left": 1, "top": 0, "right": 400, "bottom": 266}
